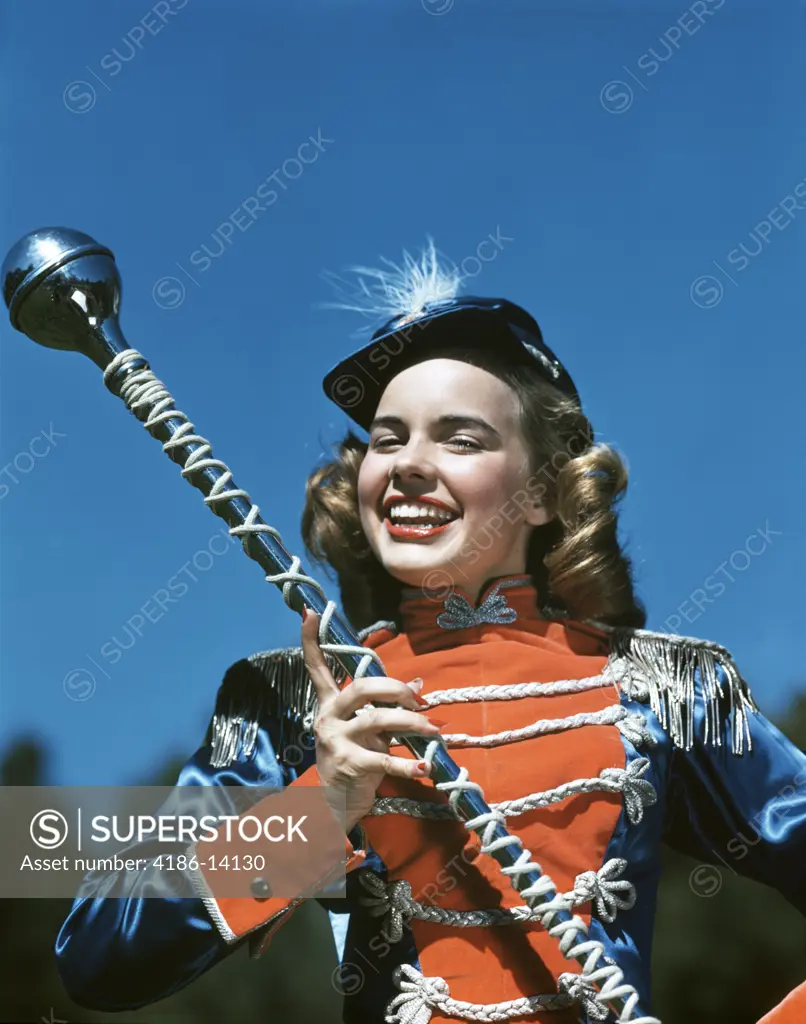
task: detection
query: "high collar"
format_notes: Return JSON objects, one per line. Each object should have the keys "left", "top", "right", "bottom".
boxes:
{"left": 398, "top": 573, "right": 542, "bottom": 651}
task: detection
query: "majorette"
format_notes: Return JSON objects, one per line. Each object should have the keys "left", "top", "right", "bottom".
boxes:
{"left": 56, "top": 242, "right": 806, "bottom": 1024}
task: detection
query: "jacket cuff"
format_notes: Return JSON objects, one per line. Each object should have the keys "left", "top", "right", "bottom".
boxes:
{"left": 189, "top": 763, "right": 365, "bottom": 947}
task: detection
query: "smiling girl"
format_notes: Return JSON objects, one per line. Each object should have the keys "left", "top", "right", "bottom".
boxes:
{"left": 56, "top": 244, "right": 806, "bottom": 1024}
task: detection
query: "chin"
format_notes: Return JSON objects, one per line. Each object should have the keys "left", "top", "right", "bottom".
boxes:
{"left": 367, "top": 516, "right": 490, "bottom": 593}
{"left": 387, "top": 553, "right": 487, "bottom": 599}
{"left": 373, "top": 542, "right": 454, "bottom": 589}
{"left": 382, "top": 552, "right": 449, "bottom": 582}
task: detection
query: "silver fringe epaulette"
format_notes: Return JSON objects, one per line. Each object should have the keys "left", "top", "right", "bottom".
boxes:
{"left": 591, "top": 621, "right": 758, "bottom": 754}
{"left": 207, "top": 647, "right": 346, "bottom": 768}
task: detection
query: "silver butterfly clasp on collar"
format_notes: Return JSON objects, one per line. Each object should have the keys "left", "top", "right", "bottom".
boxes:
{"left": 436, "top": 579, "right": 520, "bottom": 630}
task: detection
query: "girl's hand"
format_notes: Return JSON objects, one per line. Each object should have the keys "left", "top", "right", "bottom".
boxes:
{"left": 301, "top": 607, "right": 439, "bottom": 831}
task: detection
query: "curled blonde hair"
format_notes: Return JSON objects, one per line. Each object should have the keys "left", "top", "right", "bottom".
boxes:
{"left": 302, "top": 349, "right": 645, "bottom": 632}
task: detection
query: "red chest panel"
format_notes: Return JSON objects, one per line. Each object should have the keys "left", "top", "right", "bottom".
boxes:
{"left": 358, "top": 604, "right": 629, "bottom": 1022}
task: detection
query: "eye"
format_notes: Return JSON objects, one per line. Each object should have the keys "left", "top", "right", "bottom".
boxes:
{"left": 370, "top": 435, "right": 403, "bottom": 450}
{"left": 447, "top": 435, "right": 483, "bottom": 451}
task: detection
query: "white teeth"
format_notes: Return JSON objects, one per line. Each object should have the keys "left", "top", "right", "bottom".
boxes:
{"left": 387, "top": 502, "right": 457, "bottom": 523}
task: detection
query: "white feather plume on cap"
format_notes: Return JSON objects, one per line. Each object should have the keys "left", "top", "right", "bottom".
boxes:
{"left": 321, "top": 237, "right": 464, "bottom": 333}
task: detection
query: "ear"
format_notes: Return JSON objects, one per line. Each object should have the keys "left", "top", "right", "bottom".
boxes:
{"left": 524, "top": 501, "right": 552, "bottom": 527}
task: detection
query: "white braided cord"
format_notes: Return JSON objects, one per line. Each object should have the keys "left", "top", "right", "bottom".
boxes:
{"left": 423, "top": 668, "right": 618, "bottom": 707}
{"left": 370, "top": 757, "right": 657, "bottom": 825}
{"left": 438, "top": 705, "right": 654, "bottom": 750}
{"left": 386, "top": 964, "right": 574, "bottom": 1023}
{"left": 104, "top": 349, "right": 657, "bottom": 1023}
{"left": 359, "top": 858, "right": 636, "bottom": 934}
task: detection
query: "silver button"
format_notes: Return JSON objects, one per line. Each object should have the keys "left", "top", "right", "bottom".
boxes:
{"left": 250, "top": 877, "right": 272, "bottom": 899}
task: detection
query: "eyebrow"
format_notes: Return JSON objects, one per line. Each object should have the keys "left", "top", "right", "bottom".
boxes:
{"left": 368, "top": 414, "right": 501, "bottom": 439}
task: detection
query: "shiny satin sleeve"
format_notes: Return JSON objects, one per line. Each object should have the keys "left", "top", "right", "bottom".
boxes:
{"left": 55, "top": 722, "right": 311, "bottom": 1011}
{"left": 663, "top": 664, "right": 806, "bottom": 913}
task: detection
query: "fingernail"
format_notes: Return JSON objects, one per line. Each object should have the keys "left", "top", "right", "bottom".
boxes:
{"left": 413, "top": 694, "right": 431, "bottom": 708}
{"left": 302, "top": 605, "right": 309, "bottom": 622}
{"left": 416, "top": 760, "right": 431, "bottom": 776}
{"left": 407, "top": 677, "right": 424, "bottom": 693}
{"left": 427, "top": 717, "right": 448, "bottom": 729}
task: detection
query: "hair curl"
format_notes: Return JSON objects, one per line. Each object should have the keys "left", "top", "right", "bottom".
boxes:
{"left": 301, "top": 349, "right": 646, "bottom": 632}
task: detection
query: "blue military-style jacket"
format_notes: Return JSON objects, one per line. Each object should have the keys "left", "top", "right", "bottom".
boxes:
{"left": 54, "top": 577, "right": 806, "bottom": 1023}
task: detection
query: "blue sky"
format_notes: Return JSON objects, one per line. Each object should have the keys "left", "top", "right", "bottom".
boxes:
{"left": 1, "top": 0, "right": 804, "bottom": 786}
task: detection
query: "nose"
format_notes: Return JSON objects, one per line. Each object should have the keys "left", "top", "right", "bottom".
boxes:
{"left": 387, "top": 436, "right": 436, "bottom": 484}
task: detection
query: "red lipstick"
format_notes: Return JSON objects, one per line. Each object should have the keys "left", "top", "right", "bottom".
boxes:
{"left": 382, "top": 495, "right": 461, "bottom": 540}
{"left": 385, "top": 520, "right": 454, "bottom": 539}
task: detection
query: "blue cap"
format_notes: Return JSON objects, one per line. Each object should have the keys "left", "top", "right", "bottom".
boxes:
{"left": 322, "top": 295, "right": 579, "bottom": 430}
